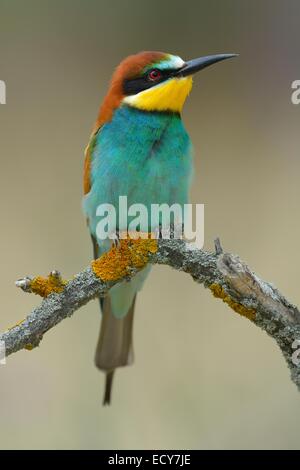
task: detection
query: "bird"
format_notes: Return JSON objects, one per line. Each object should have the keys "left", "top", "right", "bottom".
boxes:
{"left": 82, "top": 51, "right": 237, "bottom": 405}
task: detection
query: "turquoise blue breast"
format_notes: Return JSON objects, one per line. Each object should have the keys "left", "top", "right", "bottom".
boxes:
{"left": 83, "top": 104, "right": 193, "bottom": 243}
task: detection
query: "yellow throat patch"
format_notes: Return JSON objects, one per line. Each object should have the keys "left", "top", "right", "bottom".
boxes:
{"left": 123, "top": 76, "right": 193, "bottom": 113}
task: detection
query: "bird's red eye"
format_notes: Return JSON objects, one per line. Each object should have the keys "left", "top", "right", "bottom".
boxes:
{"left": 148, "top": 69, "right": 162, "bottom": 81}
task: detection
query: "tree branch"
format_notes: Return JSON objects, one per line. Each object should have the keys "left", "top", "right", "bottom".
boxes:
{"left": 1, "top": 237, "right": 300, "bottom": 391}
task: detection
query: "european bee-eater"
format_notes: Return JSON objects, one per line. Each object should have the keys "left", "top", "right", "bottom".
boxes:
{"left": 83, "top": 51, "right": 236, "bottom": 404}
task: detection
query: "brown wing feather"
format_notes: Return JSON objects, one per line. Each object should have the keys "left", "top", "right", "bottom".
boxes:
{"left": 83, "top": 129, "right": 100, "bottom": 195}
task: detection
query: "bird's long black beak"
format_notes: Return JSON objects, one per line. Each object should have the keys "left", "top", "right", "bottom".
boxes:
{"left": 175, "top": 53, "right": 238, "bottom": 77}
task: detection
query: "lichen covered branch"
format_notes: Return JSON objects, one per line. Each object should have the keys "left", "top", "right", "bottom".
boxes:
{"left": 1, "top": 237, "right": 300, "bottom": 391}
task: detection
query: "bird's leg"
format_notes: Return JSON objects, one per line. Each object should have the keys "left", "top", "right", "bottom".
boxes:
{"left": 152, "top": 224, "right": 163, "bottom": 240}
{"left": 109, "top": 230, "right": 121, "bottom": 248}
{"left": 152, "top": 224, "right": 185, "bottom": 240}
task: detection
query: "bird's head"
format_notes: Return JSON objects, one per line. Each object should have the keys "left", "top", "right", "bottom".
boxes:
{"left": 95, "top": 51, "right": 237, "bottom": 128}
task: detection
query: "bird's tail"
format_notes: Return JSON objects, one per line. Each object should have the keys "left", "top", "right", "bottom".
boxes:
{"left": 95, "top": 295, "right": 136, "bottom": 405}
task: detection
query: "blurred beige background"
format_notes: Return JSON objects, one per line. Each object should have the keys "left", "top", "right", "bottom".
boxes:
{"left": 0, "top": 0, "right": 300, "bottom": 450}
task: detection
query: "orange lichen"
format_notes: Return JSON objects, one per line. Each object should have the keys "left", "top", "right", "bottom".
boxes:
{"left": 210, "top": 283, "right": 256, "bottom": 321}
{"left": 24, "top": 343, "right": 34, "bottom": 351}
{"left": 92, "top": 234, "right": 158, "bottom": 282}
{"left": 29, "top": 272, "right": 67, "bottom": 298}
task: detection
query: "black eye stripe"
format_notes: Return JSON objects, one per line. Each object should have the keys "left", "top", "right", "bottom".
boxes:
{"left": 123, "top": 68, "right": 178, "bottom": 96}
